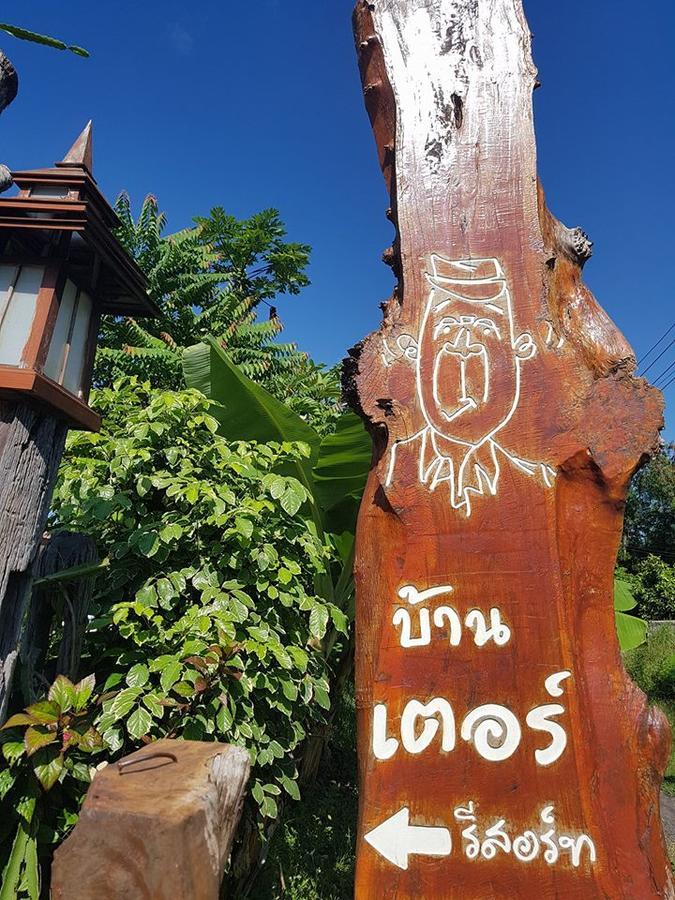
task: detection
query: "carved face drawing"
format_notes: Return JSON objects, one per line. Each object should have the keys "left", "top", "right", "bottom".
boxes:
{"left": 416, "top": 257, "right": 535, "bottom": 447}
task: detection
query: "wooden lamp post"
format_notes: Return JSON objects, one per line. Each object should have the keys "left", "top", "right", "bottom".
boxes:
{"left": 0, "top": 123, "right": 156, "bottom": 719}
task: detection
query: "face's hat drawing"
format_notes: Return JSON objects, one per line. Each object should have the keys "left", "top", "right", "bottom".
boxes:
{"left": 425, "top": 255, "right": 510, "bottom": 316}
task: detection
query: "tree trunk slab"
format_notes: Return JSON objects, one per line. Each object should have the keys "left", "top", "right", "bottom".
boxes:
{"left": 349, "top": 0, "right": 673, "bottom": 896}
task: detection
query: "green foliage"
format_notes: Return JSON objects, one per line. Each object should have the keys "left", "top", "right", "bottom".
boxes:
{"left": 614, "top": 579, "right": 647, "bottom": 651}
{"left": 0, "top": 675, "right": 102, "bottom": 899}
{"left": 50, "top": 378, "right": 348, "bottom": 825}
{"left": 623, "top": 445, "right": 675, "bottom": 566}
{"left": 625, "top": 626, "right": 675, "bottom": 699}
{"left": 624, "top": 626, "right": 675, "bottom": 792}
{"left": 0, "top": 24, "right": 88, "bottom": 56}
{"left": 615, "top": 444, "right": 674, "bottom": 647}
{"left": 183, "top": 337, "right": 370, "bottom": 543}
{"left": 253, "top": 687, "right": 357, "bottom": 900}
{"left": 630, "top": 556, "right": 675, "bottom": 621}
{"left": 96, "top": 195, "right": 318, "bottom": 395}
{"left": 194, "top": 207, "right": 310, "bottom": 304}
{"left": 184, "top": 335, "right": 320, "bottom": 482}
{"left": 271, "top": 360, "right": 344, "bottom": 438}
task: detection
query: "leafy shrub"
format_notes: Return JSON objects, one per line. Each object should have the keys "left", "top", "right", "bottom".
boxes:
{"left": 624, "top": 626, "right": 675, "bottom": 794}
{"left": 50, "top": 378, "right": 346, "bottom": 821}
{"left": 631, "top": 556, "right": 675, "bottom": 621}
{"left": 253, "top": 686, "right": 357, "bottom": 899}
{"left": 624, "top": 626, "right": 675, "bottom": 701}
{"left": 0, "top": 675, "right": 103, "bottom": 897}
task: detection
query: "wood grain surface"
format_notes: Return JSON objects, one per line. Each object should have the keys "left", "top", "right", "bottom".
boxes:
{"left": 0, "top": 403, "right": 67, "bottom": 720}
{"left": 348, "top": 1, "right": 673, "bottom": 897}
{"left": 51, "top": 739, "right": 250, "bottom": 900}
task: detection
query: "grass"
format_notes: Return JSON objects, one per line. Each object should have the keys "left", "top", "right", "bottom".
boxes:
{"left": 658, "top": 697, "right": 675, "bottom": 797}
{"left": 625, "top": 626, "right": 675, "bottom": 795}
{"left": 251, "top": 690, "right": 358, "bottom": 900}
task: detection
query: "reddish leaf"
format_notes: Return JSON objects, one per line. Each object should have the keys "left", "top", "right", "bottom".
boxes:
{"left": 24, "top": 700, "right": 60, "bottom": 724}
{"left": 1, "top": 713, "right": 38, "bottom": 729}
{"left": 184, "top": 656, "right": 208, "bottom": 672}
{"left": 24, "top": 726, "right": 57, "bottom": 757}
{"left": 69, "top": 726, "right": 103, "bottom": 753}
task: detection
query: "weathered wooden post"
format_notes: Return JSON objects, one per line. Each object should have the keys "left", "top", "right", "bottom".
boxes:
{"left": 0, "top": 128, "right": 156, "bottom": 719}
{"left": 51, "top": 739, "right": 251, "bottom": 899}
{"left": 347, "top": 1, "right": 673, "bottom": 896}
{"left": 21, "top": 530, "right": 99, "bottom": 699}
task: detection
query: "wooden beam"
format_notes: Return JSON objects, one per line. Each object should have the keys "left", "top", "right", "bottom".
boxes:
{"left": 51, "top": 739, "right": 250, "bottom": 900}
{"left": 349, "top": 0, "right": 673, "bottom": 896}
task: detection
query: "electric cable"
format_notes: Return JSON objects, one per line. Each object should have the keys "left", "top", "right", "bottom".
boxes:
{"left": 637, "top": 322, "right": 675, "bottom": 367}
{"left": 639, "top": 338, "right": 675, "bottom": 378}
{"left": 652, "top": 358, "right": 675, "bottom": 387}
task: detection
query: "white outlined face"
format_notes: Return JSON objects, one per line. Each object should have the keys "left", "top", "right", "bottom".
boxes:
{"left": 417, "top": 256, "right": 535, "bottom": 447}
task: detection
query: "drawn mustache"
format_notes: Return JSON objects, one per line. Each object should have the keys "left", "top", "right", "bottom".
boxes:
{"left": 432, "top": 343, "right": 489, "bottom": 422}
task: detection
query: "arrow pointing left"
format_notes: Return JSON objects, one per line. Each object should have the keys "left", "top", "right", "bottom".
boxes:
{"left": 364, "top": 807, "right": 452, "bottom": 870}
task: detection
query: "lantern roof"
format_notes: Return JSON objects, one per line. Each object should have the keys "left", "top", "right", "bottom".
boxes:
{"left": 0, "top": 123, "right": 157, "bottom": 318}
{"left": 58, "top": 120, "right": 94, "bottom": 175}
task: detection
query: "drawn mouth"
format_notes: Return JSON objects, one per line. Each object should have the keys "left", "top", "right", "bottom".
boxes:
{"left": 440, "top": 396, "right": 477, "bottom": 423}
{"left": 433, "top": 347, "right": 488, "bottom": 424}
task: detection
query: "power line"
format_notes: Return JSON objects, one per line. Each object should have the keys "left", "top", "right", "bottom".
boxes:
{"left": 662, "top": 372, "right": 675, "bottom": 392}
{"left": 638, "top": 321, "right": 675, "bottom": 367}
{"left": 639, "top": 337, "right": 675, "bottom": 377}
{"left": 652, "top": 358, "right": 675, "bottom": 387}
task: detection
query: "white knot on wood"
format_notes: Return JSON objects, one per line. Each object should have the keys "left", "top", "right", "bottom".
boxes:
{"left": 0, "top": 51, "right": 18, "bottom": 114}
{"left": 553, "top": 220, "right": 594, "bottom": 267}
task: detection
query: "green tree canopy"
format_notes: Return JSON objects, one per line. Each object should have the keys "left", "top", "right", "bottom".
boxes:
{"left": 96, "top": 195, "right": 315, "bottom": 393}
{"left": 623, "top": 444, "right": 675, "bottom": 566}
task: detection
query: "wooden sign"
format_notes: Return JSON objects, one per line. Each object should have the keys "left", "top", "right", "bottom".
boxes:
{"left": 348, "top": 1, "right": 673, "bottom": 897}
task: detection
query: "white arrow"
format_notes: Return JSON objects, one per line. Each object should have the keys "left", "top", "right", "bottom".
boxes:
{"left": 364, "top": 807, "right": 452, "bottom": 870}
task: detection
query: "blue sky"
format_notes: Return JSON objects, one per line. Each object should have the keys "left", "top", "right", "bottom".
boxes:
{"left": 2, "top": 0, "right": 673, "bottom": 438}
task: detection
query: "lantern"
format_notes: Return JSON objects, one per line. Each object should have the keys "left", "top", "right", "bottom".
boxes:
{"left": 0, "top": 122, "right": 157, "bottom": 430}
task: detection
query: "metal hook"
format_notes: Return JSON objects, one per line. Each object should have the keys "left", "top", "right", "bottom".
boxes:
{"left": 117, "top": 751, "right": 178, "bottom": 775}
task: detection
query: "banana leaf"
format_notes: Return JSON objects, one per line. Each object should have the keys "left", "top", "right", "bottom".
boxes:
{"left": 614, "top": 579, "right": 637, "bottom": 611}
{"left": 183, "top": 336, "right": 321, "bottom": 495}
{"left": 313, "top": 411, "right": 372, "bottom": 534}
{"left": 614, "top": 579, "right": 646, "bottom": 651}
{"left": 183, "top": 336, "right": 372, "bottom": 536}
{"left": 615, "top": 610, "right": 647, "bottom": 652}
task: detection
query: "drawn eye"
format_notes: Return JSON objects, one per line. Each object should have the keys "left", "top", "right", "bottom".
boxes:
{"left": 477, "top": 320, "right": 501, "bottom": 339}
{"left": 433, "top": 320, "right": 457, "bottom": 339}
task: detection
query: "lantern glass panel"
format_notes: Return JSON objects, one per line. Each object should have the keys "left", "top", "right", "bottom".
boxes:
{"left": 43, "top": 279, "right": 93, "bottom": 396}
{"left": 43, "top": 279, "right": 77, "bottom": 383}
{"left": 30, "top": 185, "right": 69, "bottom": 200}
{"left": 0, "top": 264, "right": 44, "bottom": 367}
{"left": 62, "top": 291, "right": 92, "bottom": 396}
